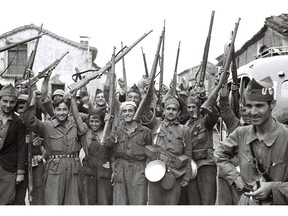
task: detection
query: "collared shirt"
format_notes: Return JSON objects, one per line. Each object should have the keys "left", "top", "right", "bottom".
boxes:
{"left": 152, "top": 118, "right": 192, "bottom": 182}
{"left": 23, "top": 105, "right": 83, "bottom": 174}
{"left": 0, "top": 114, "right": 13, "bottom": 151}
{"left": 214, "top": 120, "right": 288, "bottom": 189}
{"left": 114, "top": 122, "right": 152, "bottom": 161}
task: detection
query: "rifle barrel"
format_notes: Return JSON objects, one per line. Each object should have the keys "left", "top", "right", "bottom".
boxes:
{"left": 198, "top": 11, "right": 215, "bottom": 89}
{"left": 0, "top": 34, "right": 45, "bottom": 53}
{"left": 68, "top": 30, "right": 153, "bottom": 93}
{"left": 172, "top": 41, "right": 181, "bottom": 96}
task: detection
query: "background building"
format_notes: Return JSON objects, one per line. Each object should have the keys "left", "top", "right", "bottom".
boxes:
{"left": 0, "top": 24, "right": 106, "bottom": 101}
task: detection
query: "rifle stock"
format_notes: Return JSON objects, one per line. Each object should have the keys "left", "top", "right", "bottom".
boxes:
{"left": 197, "top": 11, "right": 215, "bottom": 98}
{"left": 22, "top": 51, "right": 69, "bottom": 88}
{"left": 201, "top": 18, "right": 241, "bottom": 113}
{"left": 231, "top": 46, "right": 240, "bottom": 118}
{"left": 133, "top": 29, "right": 164, "bottom": 121}
{"left": 26, "top": 24, "right": 43, "bottom": 204}
{"left": 0, "top": 34, "right": 45, "bottom": 53}
{"left": 68, "top": 30, "right": 153, "bottom": 93}
{"left": 100, "top": 47, "right": 116, "bottom": 145}
{"left": 26, "top": 131, "right": 33, "bottom": 203}
{"left": 171, "top": 41, "right": 181, "bottom": 96}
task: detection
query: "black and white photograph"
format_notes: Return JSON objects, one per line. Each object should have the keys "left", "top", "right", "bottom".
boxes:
{"left": 0, "top": 0, "right": 287, "bottom": 213}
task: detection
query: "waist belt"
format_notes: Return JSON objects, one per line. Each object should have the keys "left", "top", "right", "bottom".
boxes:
{"left": 49, "top": 153, "right": 78, "bottom": 159}
{"left": 116, "top": 153, "right": 145, "bottom": 162}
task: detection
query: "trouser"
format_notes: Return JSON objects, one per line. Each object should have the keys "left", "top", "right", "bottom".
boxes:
{"left": 0, "top": 164, "right": 16, "bottom": 204}
{"left": 216, "top": 175, "right": 241, "bottom": 205}
{"left": 44, "top": 168, "right": 80, "bottom": 205}
{"left": 148, "top": 178, "right": 182, "bottom": 205}
{"left": 12, "top": 172, "right": 28, "bottom": 205}
{"left": 12, "top": 161, "right": 45, "bottom": 205}
{"left": 187, "top": 165, "right": 217, "bottom": 205}
{"left": 79, "top": 170, "right": 113, "bottom": 205}
{"left": 113, "top": 159, "right": 147, "bottom": 205}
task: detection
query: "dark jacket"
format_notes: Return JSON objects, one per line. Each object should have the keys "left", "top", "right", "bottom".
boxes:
{"left": 0, "top": 113, "right": 26, "bottom": 173}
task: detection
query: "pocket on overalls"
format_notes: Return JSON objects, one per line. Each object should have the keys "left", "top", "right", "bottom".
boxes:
{"left": 113, "top": 159, "right": 124, "bottom": 183}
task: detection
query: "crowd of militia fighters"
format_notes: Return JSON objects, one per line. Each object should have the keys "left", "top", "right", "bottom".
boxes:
{"left": 1, "top": 13, "right": 288, "bottom": 205}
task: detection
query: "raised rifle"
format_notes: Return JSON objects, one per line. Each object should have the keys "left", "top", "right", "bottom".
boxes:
{"left": 100, "top": 47, "right": 116, "bottom": 145}
{"left": 158, "top": 20, "right": 165, "bottom": 113}
{"left": 67, "top": 30, "right": 153, "bottom": 93}
{"left": 0, "top": 34, "right": 45, "bottom": 53}
{"left": 141, "top": 47, "right": 149, "bottom": 77}
{"left": 121, "top": 41, "right": 128, "bottom": 97}
{"left": 21, "top": 51, "right": 69, "bottom": 88}
{"left": 26, "top": 24, "right": 43, "bottom": 204}
{"left": 230, "top": 45, "right": 240, "bottom": 118}
{"left": 171, "top": 41, "right": 181, "bottom": 96}
{"left": 133, "top": 29, "right": 164, "bottom": 121}
{"left": 196, "top": 11, "right": 215, "bottom": 99}
{"left": 201, "top": 18, "right": 241, "bottom": 114}
{"left": 23, "top": 24, "right": 43, "bottom": 79}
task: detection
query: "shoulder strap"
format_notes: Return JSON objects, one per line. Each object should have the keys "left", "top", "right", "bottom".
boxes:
{"left": 249, "top": 142, "right": 272, "bottom": 182}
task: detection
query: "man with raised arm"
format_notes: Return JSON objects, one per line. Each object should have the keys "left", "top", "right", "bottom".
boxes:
{"left": 215, "top": 76, "right": 288, "bottom": 204}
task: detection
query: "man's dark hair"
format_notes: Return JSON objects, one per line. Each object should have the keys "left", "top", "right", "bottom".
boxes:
{"left": 52, "top": 97, "right": 71, "bottom": 108}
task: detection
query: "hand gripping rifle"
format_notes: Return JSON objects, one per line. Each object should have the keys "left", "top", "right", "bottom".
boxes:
{"left": 133, "top": 29, "right": 164, "bottom": 121}
{"left": 67, "top": 30, "right": 153, "bottom": 93}
{"left": 201, "top": 18, "right": 241, "bottom": 114}
{"left": 100, "top": 47, "right": 116, "bottom": 145}
{"left": 171, "top": 41, "right": 181, "bottom": 96}
{"left": 196, "top": 11, "right": 215, "bottom": 99}
{"left": 21, "top": 51, "right": 69, "bottom": 88}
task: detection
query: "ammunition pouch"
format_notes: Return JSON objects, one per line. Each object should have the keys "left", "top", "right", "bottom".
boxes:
{"left": 173, "top": 155, "right": 188, "bottom": 169}
{"left": 145, "top": 145, "right": 159, "bottom": 160}
{"left": 192, "top": 149, "right": 207, "bottom": 161}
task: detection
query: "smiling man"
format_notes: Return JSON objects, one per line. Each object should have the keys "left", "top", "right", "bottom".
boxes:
{"left": 0, "top": 83, "right": 26, "bottom": 204}
{"left": 110, "top": 101, "right": 152, "bottom": 205}
{"left": 147, "top": 94, "right": 192, "bottom": 205}
{"left": 215, "top": 76, "right": 288, "bottom": 205}
{"left": 23, "top": 90, "right": 83, "bottom": 205}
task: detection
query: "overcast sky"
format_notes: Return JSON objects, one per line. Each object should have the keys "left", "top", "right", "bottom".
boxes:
{"left": 1, "top": 0, "right": 286, "bottom": 87}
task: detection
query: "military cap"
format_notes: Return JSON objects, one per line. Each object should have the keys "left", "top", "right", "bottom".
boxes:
{"left": 127, "top": 84, "right": 141, "bottom": 96}
{"left": 17, "top": 94, "right": 28, "bottom": 102}
{"left": 245, "top": 76, "right": 274, "bottom": 102}
{"left": 163, "top": 93, "right": 180, "bottom": 108}
{"left": 187, "top": 95, "right": 201, "bottom": 105}
{"left": 95, "top": 88, "right": 103, "bottom": 96}
{"left": 0, "top": 83, "right": 17, "bottom": 97}
{"left": 52, "top": 89, "right": 65, "bottom": 98}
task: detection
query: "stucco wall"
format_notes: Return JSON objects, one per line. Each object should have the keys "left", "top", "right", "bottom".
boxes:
{"left": 0, "top": 28, "right": 105, "bottom": 102}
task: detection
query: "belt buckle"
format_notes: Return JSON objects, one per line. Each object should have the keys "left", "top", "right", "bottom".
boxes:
{"left": 32, "top": 157, "right": 39, "bottom": 167}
